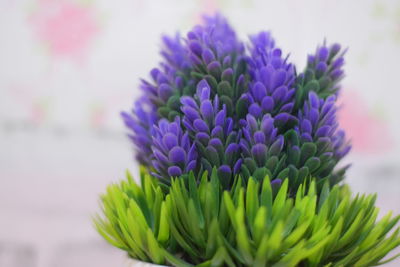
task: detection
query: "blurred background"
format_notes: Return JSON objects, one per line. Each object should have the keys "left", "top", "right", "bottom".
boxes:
{"left": 0, "top": 0, "right": 399, "bottom": 266}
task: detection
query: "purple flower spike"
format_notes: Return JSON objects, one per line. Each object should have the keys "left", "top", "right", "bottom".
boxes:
{"left": 292, "top": 91, "right": 351, "bottom": 180}
{"left": 151, "top": 117, "right": 197, "bottom": 178}
{"left": 121, "top": 96, "right": 158, "bottom": 166}
{"left": 186, "top": 14, "right": 247, "bottom": 113}
{"left": 181, "top": 79, "right": 242, "bottom": 181}
{"left": 243, "top": 114, "right": 279, "bottom": 149}
{"left": 245, "top": 31, "right": 296, "bottom": 119}
{"left": 294, "top": 41, "right": 347, "bottom": 111}
{"left": 240, "top": 113, "right": 286, "bottom": 182}
{"left": 202, "top": 13, "right": 245, "bottom": 59}
{"left": 121, "top": 13, "right": 351, "bottom": 190}
{"left": 308, "top": 43, "right": 346, "bottom": 88}
{"left": 132, "top": 31, "right": 197, "bottom": 125}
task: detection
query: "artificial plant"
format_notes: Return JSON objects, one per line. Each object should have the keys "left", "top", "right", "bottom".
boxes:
{"left": 96, "top": 14, "right": 400, "bottom": 266}
{"left": 95, "top": 170, "right": 400, "bottom": 266}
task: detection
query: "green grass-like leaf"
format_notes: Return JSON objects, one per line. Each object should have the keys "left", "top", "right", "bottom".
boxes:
{"left": 94, "top": 169, "right": 400, "bottom": 267}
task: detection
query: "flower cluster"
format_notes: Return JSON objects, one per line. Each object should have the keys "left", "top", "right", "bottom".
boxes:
{"left": 122, "top": 14, "right": 350, "bottom": 191}
{"left": 151, "top": 117, "right": 197, "bottom": 182}
{"left": 121, "top": 96, "right": 158, "bottom": 166}
{"left": 294, "top": 42, "right": 346, "bottom": 110}
{"left": 97, "top": 14, "right": 400, "bottom": 267}
{"left": 244, "top": 32, "right": 296, "bottom": 119}
{"left": 181, "top": 80, "right": 241, "bottom": 188}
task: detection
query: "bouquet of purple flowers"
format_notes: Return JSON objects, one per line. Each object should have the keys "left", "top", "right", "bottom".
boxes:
{"left": 122, "top": 14, "right": 350, "bottom": 193}
{"left": 95, "top": 14, "right": 400, "bottom": 267}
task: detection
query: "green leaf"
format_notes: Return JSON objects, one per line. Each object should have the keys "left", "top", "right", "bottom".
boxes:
{"left": 336, "top": 209, "right": 366, "bottom": 250}
{"left": 157, "top": 202, "right": 170, "bottom": 244}
{"left": 253, "top": 167, "right": 268, "bottom": 182}
{"left": 235, "top": 197, "right": 254, "bottom": 265}
{"left": 260, "top": 176, "right": 273, "bottom": 213}
{"left": 236, "top": 95, "right": 249, "bottom": 119}
{"left": 217, "top": 81, "right": 233, "bottom": 98}
{"left": 246, "top": 178, "right": 259, "bottom": 231}
{"left": 221, "top": 68, "right": 233, "bottom": 84}
{"left": 272, "top": 179, "right": 289, "bottom": 217}
{"left": 305, "top": 157, "right": 321, "bottom": 173}
{"left": 204, "top": 75, "right": 218, "bottom": 91}
{"left": 224, "top": 192, "right": 237, "bottom": 231}
{"left": 162, "top": 250, "right": 193, "bottom": 267}
{"left": 304, "top": 80, "right": 320, "bottom": 93}
{"left": 205, "top": 146, "right": 220, "bottom": 166}
{"left": 147, "top": 228, "right": 164, "bottom": 264}
{"left": 254, "top": 234, "right": 270, "bottom": 267}
{"left": 318, "top": 181, "right": 330, "bottom": 212}
{"left": 188, "top": 172, "right": 205, "bottom": 228}
{"left": 266, "top": 221, "right": 284, "bottom": 260}
{"left": 300, "top": 143, "right": 317, "bottom": 165}
{"left": 220, "top": 95, "right": 234, "bottom": 116}
{"left": 253, "top": 207, "right": 267, "bottom": 246}
{"left": 95, "top": 170, "right": 400, "bottom": 267}
{"left": 277, "top": 168, "right": 290, "bottom": 181}
{"left": 265, "top": 156, "right": 278, "bottom": 172}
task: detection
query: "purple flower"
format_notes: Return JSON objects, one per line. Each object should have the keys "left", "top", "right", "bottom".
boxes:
{"left": 239, "top": 113, "right": 285, "bottom": 182}
{"left": 291, "top": 91, "right": 351, "bottom": 180}
{"left": 160, "top": 33, "right": 191, "bottom": 71}
{"left": 244, "top": 32, "right": 296, "bottom": 119}
{"left": 294, "top": 42, "right": 346, "bottom": 110}
{"left": 121, "top": 96, "right": 158, "bottom": 166}
{"left": 140, "top": 33, "right": 195, "bottom": 121}
{"left": 186, "top": 14, "right": 247, "bottom": 116}
{"left": 151, "top": 117, "right": 197, "bottom": 180}
{"left": 307, "top": 43, "right": 345, "bottom": 91}
{"left": 121, "top": 14, "right": 352, "bottom": 190}
{"left": 181, "top": 79, "right": 241, "bottom": 186}
{"left": 188, "top": 14, "right": 244, "bottom": 65}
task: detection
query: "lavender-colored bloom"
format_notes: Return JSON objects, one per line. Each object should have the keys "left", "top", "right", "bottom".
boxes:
{"left": 187, "top": 14, "right": 244, "bottom": 65}
{"left": 186, "top": 14, "right": 247, "bottom": 116}
{"left": 121, "top": 96, "right": 158, "bottom": 166}
{"left": 151, "top": 117, "right": 197, "bottom": 180}
{"left": 307, "top": 43, "right": 345, "bottom": 92}
{"left": 239, "top": 113, "right": 285, "bottom": 182}
{"left": 202, "top": 14, "right": 244, "bottom": 57}
{"left": 294, "top": 42, "right": 346, "bottom": 110}
{"left": 290, "top": 91, "right": 351, "bottom": 182}
{"left": 244, "top": 32, "right": 296, "bottom": 119}
{"left": 160, "top": 33, "right": 191, "bottom": 71}
{"left": 181, "top": 79, "right": 241, "bottom": 186}
{"left": 121, "top": 14, "right": 352, "bottom": 190}
{"left": 122, "top": 34, "right": 190, "bottom": 166}
{"left": 332, "top": 130, "right": 351, "bottom": 160}
{"left": 140, "top": 33, "right": 194, "bottom": 121}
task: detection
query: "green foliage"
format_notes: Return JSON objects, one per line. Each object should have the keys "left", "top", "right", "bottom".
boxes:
{"left": 94, "top": 169, "right": 400, "bottom": 267}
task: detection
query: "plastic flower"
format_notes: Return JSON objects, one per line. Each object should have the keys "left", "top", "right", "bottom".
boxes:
{"left": 96, "top": 171, "right": 400, "bottom": 267}
{"left": 181, "top": 79, "right": 241, "bottom": 187}
{"left": 96, "top": 14, "right": 400, "bottom": 267}
{"left": 121, "top": 96, "right": 158, "bottom": 166}
{"left": 187, "top": 14, "right": 247, "bottom": 116}
{"left": 294, "top": 42, "right": 346, "bottom": 110}
{"left": 140, "top": 33, "right": 192, "bottom": 121}
{"left": 297, "top": 92, "right": 351, "bottom": 182}
{"left": 151, "top": 117, "right": 197, "bottom": 182}
{"left": 245, "top": 32, "right": 296, "bottom": 119}
{"left": 123, "top": 14, "right": 350, "bottom": 190}
{"left": 239, "top": 114, "right": 285, "bottom": 182}
{"left": 279, "top": 91, "right": 351, "bottom": 190}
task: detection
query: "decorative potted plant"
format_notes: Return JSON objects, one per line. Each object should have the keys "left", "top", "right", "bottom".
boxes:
{"left": 94, "top": 14, "right": 400, "bottom": 266}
